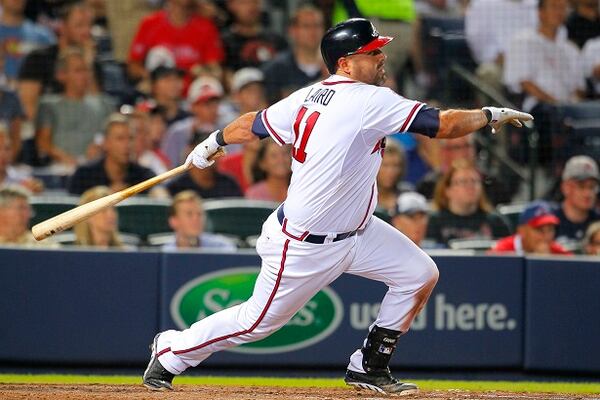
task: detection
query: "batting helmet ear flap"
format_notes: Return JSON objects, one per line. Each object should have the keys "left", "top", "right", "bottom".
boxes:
{"left": 320, "top": 18, "right": 394, "bottom": 74}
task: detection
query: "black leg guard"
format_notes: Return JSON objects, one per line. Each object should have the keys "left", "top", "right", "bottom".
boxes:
{"left": 361, "top": 325, "right": 402, "bottom": 376}
{"left": 345, "top": 325, "right": 418, "bottom": 395}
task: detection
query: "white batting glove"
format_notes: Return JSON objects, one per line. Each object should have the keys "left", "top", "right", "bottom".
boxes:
{"left": 482, "top": 107, "right": 534, "bottom": 134}
{"left": 185, "top": 130, "right": 222, "bottom": 169}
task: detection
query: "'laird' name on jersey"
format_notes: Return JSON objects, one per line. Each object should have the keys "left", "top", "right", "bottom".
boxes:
{"left": 304, "top": 88, "right": 336, "bottom": 106}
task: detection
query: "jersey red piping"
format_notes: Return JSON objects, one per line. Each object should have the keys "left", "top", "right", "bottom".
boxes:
{"left": 169, "top": 239, "right": 290, "bottom": 356}
{"left": 357, "top": 184, "right": 375, "bottom": 231}
{"left": 262, "top": 109, "right": 285, "bottom": 145}
{"left": 399, "top": 102, "right": 423, "bottom": 132}
{"left": 322, "top": 80, "right": 356, "bottom": 85}
{"left": 282, "top": 218, "right": 310, "bottom": 241}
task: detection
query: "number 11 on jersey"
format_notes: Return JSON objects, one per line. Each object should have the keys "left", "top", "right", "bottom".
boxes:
{"left": 292, "top": 106, "right": 320, "bottom": 163}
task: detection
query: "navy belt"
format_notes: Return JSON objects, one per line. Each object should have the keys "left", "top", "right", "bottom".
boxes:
{"left": 277, "top": 207, "right": 357, "bottom": 244}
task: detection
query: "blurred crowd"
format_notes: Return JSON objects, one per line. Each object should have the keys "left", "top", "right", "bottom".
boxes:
{"left": 0, "top": 0, "right": 597, "bottom": 256}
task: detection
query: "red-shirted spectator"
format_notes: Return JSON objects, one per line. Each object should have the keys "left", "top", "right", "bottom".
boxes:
{"left": 491, "top": 201, "right": 572, "bottom": 255}
{"left": 127, "top": 0, "right": 224, "bottom": 86}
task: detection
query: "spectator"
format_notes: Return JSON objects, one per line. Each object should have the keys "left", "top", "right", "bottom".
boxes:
{"left": 162, "top": 190, "right": 237, "bottom": 251}
{"left": 0, "top": 75, "right": 25, "bottom": 160}
{"left": 221, "top": 0, "right": 287, "bottom": 76}
{"left": 140, "top": 66, "right": 192, "bottom": 127}
{"left": 35, "top": 49, "right": 115, "bottom": 166}
{"left": 391, "top": 191, "right": 435, "bottom": 248}
{"left": 262, "top": 4, "right": 326, "bottom": 103}
{"left": 230, "top": 67, "right": 268, "bottom": 116}
{"left": 130, "top": 108, "right": 170, "bottom": 175}
{"left": 376, "top": 140, "right": 409, "bottom": 214}
{"left": 427, "top": 159, "right": 511, "bottom": 246}
{"left": 582, "top": 37, "right": 600, "bottom": 97}
{"left": 0, "top": 0, "right": 55, "bottom": 84}
{"left": 0, "top": 185, "right": 38, "bottom": 245}
{"left": 245, "top": 138, "right": 290, "bottom": 202}
{"left": 416, "top": 135, "right": 512, "bottom": 205}
{"left": 583, "top": 221, "right": 600, "bottom": 255}
{"left": 162, "top": 75, "right": 227, "bottom": 166}
{"left": 554, "top": 155, "right": 600, "bottom": 242}
{"left": 566, "top": 0, "right": 600, "bottom": 49}
{"left": 465, "top": 0, "right": 537, "bottom": 90}
{"left": 0, "top": 128, "right": 43, "bottom": 192}
{"left": 127, "top": 0, "right": 224, "bottom": 85}
{"left": 504, "top": 0, "right": 585, "bottom": 113}
{"left": 73, "top": 185, "right": 125, "bottom": 248}
{"left": 166, "top": 131, "right": 242, "bottom": 198}
{"left": 18, "top": 2, "right": 96, "bottom": 121}
{"left": 503, "top": 0, "right": 584, "bottom": 166}
{"left": 67, "top": 113, "right": 156, "bottom": 195}
{"left": 491, "top": 200, "right": 571, "bottom": 255}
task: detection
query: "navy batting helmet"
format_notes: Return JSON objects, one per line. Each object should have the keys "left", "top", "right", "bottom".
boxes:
{"left": 320, "top": 18, "right": 393, "bottom": 74}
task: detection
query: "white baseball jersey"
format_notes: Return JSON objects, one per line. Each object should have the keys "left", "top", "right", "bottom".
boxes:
{"left": 259, "top": 74, "right": 423, "bottom": 234}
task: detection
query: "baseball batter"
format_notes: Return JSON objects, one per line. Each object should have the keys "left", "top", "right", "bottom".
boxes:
{"left": 144, "top": 18, "right": 533, "bottom": 395}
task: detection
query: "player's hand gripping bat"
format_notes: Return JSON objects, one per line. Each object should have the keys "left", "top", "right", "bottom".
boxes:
{"left": 31, "top": 148, "right": 225, "bottom": 241}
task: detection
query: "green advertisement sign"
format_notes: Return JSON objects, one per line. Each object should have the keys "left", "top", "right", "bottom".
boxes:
{"left": 170, "top": 267, "right": 343, "bottom": 354}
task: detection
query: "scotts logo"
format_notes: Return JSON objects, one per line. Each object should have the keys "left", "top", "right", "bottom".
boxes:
{"left": 170, "top": 267, "right": 343, "bottom": 354}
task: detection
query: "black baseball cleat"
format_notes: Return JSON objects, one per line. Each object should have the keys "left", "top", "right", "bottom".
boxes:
{"left": 143, "top": 334, "right": 175, "bottom": 391}
{"left": 344, "top": 369, "right": 419, "bottom": 396}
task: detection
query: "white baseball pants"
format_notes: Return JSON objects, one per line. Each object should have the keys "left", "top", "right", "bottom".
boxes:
{"left": 157, "top": 211, "right": 438, "bottom": 374}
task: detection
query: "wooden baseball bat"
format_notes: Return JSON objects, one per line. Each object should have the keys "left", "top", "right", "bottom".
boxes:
{"left": 31, "top": 149, "right": 225, "bottom": 241}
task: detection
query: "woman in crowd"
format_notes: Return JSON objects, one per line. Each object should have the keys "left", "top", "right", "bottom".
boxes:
{"left": 74, "top": 186, "right": 124, "bottom": 248}
{"left": 245, "top": 139, "right": 291, "bottom": 203}
{"left": 427, "top": 159, "right": 511, "bottom": 247}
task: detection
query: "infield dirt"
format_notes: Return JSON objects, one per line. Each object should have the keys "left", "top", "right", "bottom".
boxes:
{"left": 1, "top": 384, "right": 598, "bottom": 400}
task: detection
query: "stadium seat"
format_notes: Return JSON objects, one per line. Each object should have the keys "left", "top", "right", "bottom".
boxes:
{"left": 147, "top": 232, "right": 242, "bottom": 249}
{"left": 29, "top": 195, "right": 80, "bottom": 227}
{"left": 116, "top": 197, "right": 171, "bottom": 240}
{"left": 447, "top": 238, "right": 497, "bottom": 251}
{"left": 420, "top": 16, "right": 475, "bottom": 102}
{"left": 203, "top": 199, "right": 278, "bottom": 241}
{"left": 52, "top": 231, "right": 141, "bottom": 247}
{"left": 497, "top": 202, "right": 528, "bottom": 231}
{"left": 147, "top": 232, "right": 174, "bottom": 247}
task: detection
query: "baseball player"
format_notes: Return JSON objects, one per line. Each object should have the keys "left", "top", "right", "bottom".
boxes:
{"left": 143, "top": 18, "right": 533, "bottom": 395}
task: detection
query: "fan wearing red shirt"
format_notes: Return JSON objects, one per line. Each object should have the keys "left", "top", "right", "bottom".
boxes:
{"left": 491, "top": 201, "right": 572, "bottom": 255}
{"left": 127, "top": 0, "right": 224, "bottom": 84}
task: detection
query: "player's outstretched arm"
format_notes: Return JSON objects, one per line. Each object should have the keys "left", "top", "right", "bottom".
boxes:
{"left": 436, "top": 107, "right": 533, "bottom": 139}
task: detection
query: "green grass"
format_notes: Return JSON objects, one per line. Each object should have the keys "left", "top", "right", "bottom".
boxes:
{"left": 0, "top": 374, "right": 599, "bottom": 394}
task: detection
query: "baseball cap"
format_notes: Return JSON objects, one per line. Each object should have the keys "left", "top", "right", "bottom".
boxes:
{"left": 231, "top": 68, "right": 264, "bottom": 92}
{"left": 518, "top": 201, "right": 559, "bottom": 228}
{"left": 561, "top": 155, "right": 599, "bottom": 181}
{"left": 187, "top": 76, "right": 224, "bottom": 104}
{"left": 150, "top": 65, "right": 184, "bottom": 82}
{"left": 395, "top": 192, "right": 429, "bottom": 216}
{"left": 145, "top": 45, "right": 176, "bottom": 71}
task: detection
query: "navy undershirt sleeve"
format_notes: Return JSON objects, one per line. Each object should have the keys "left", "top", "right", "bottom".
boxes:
{"left": 407, "top": 106, "right": 440, "bottom": 138}
{"left": 251, "top": 110, "right": 270, "bottom": 139}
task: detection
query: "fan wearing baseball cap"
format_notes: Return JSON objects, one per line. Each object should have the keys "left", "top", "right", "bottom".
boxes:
{"left": 491, "top": 201, "right": 572, "bottom": 255}
{"left": 161, "top": 76, "right": 226, "bottom": 166}
{"left": 391, "top": 192, "right": 431, "bottom": 248}
{"left": 553, "top": 155, "right": 600, "bottom": 242}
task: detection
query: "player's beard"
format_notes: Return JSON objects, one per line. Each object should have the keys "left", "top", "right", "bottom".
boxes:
{"left": 373, "top": 63, "right": 387, "bottom": 86}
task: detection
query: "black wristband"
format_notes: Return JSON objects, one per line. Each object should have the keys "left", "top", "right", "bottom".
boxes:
{"left": 215, "top": 130, "right": 227, "bottom": 146}
{"left": 483, "top": 109, "right": 492, "bottom": 124}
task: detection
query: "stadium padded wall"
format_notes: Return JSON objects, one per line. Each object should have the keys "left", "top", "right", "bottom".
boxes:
{"left": 0, "top": 248, "right": 598, "bottom": 372}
